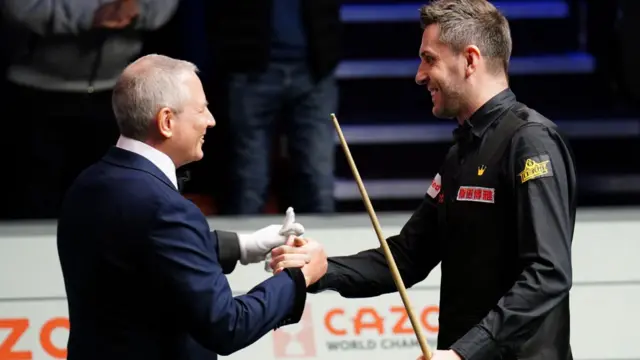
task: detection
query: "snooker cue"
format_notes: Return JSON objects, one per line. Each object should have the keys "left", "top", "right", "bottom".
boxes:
{"left": 330, "top": 113, "right": 433, "bottom": 360}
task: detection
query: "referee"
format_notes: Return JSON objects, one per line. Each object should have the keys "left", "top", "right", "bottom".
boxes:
{"left": 270, "top": 1, "right": 577, "bottom": 360}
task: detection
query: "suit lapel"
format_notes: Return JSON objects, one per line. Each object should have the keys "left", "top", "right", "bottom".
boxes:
{"left": 102, "top": 146, "right": 178, "bottom": 192}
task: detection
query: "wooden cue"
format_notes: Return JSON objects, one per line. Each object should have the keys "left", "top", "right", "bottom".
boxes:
{"left": 330, "top": 113, "right": 433, "bottom": 359}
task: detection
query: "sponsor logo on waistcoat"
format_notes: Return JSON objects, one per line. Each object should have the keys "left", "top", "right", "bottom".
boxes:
{"left": 456, "top": 186, "right": 495, "bottom": 203}
{"left": 426, "top": 174, "right": 442, "bottom": 198}
{"left": 518, "top": 154, "right": 554, "bottom": 184}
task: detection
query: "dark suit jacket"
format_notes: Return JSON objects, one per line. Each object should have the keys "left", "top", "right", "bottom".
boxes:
{"left": 56, "top": 147, "right": 307, "bottom": 360}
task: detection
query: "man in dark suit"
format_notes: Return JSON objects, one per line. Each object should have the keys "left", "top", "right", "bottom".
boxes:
{"left": 56, "top": 54, "right": 328, "bottom": 360}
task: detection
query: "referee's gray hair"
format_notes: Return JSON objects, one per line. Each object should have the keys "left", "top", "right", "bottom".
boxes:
{"left": 419, "top": 0, "right": 512, "bottom": 75}
{"left": 112, "top": 54, "right": 199, "bottom": 141}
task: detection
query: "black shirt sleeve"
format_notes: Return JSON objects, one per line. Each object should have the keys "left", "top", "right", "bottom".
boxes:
{"left": 215, "top": 230, "right": 241, "bottom": 274}
{"left": 308, "top": 189, "right": 442, "bottom": 297}
{"left": 450, "top": 123, "right": 576, "bottom": 360}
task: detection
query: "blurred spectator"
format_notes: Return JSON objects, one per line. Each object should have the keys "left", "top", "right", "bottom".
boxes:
{"left": 580, "top": 0, "right": 620, "bottom": 109}
{"left": 0, "top": 0, "right": 179, "bottom": 219}
{"left": 613, "top": 0, "right": 640, "bottom": 108}
{"left": 206, "top": 0, "right": 342, "bottom": 215}
{"left": 582, "top": 0, "right": 639, "bottom": 110}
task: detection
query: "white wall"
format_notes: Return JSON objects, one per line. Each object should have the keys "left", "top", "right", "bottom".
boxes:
{"left": 0, "top": 208, "right": 638, "bottom": 359}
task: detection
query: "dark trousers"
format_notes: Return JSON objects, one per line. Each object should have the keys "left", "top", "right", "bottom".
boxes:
{"left": 224, "top": 60, "right": 338, "bottom": 214}
{"left": 1, "top": 82, "right": 119, "bottom": 219}
{"left": 582, "top": 0, "right": 640, "bottom": 107}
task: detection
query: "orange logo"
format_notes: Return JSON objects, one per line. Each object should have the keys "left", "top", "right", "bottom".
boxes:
{"left": 273, "top": 303, "right": 440, "bottom": 354}
{"left": 324, "top": 305, "right": 439, "bottom": 336}
{"left": 0, "top": 317, "right": 69, "bottom": 359}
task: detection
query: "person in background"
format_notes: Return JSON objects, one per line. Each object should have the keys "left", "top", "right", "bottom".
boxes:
{"left": 206, "top": 0, "right": 342, "bottom": 215}
{"left": 0, "top": 0, "right": 179, "bottom": 219}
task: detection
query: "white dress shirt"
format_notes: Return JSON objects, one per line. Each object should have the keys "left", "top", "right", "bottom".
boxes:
{"left": 115, "top": 135, "right": 178, "bottom": 189}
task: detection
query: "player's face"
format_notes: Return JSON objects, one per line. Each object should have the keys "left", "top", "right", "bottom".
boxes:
{"left": 415, "top": 24, "right": 467, "bottom": 119}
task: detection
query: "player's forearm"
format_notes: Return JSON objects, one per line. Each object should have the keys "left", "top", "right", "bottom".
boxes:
{"left": 308, "top": 231, "right": 439, "bottom": 298}
{"left": 308, "top": 249, "right": 402, "bottom": 297}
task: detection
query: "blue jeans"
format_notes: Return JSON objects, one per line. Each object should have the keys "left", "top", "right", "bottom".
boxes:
{"left": 226, "top": 61, "right": 337, "bottom": 214}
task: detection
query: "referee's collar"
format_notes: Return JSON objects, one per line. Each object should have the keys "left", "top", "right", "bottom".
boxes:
{"left": 115, "top": 135, "right": 179, "bottom": 189}
{"left": 454, "top": 88, "right": 517, "bottom": 142}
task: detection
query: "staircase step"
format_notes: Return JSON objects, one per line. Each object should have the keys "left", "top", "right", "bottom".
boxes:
{"left": 343, "top": 19, "right": 578, "bottom": 59}
{"left": 334, "top": 174, "right": 640, "bottom": 200}
{"left": 333, "top": 119, "right": 640, "bottom": 144}
{"left": 336, "top": 53, "right": 593, "bottom": 79}
{"left": 333, "top": 135, "right": 640, "bottom": 179}
{"left": 333, "top": 174, "right": 640, "bottom": 212}
{"left": 335, "top": 68, "right": 617, "bottom": 123}
{"left": 335, "top": 195, "right": 640, "bottom": 213}
{"left": 340, "top": 1, "right": 570, "bottom": 22}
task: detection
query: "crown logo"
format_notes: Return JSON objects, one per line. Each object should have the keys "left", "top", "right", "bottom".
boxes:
{"left": 477, "top": 165, "right": 487, "bottom": 176}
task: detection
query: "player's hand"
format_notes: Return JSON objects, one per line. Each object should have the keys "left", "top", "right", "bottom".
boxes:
{"left": 237, "top": 207, "right": 305, "bottom": 265}
{"left": 269, "top": 237, "right": 310, "bottom": 271}
{"left": 417, "top": 350, "right": 462, "bottom": 360}
{"left": 270, "top": 238, "right": 327, "bottom": 286}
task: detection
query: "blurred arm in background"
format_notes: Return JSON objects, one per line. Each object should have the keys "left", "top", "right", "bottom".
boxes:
{"left": 92, "top": 0, "right": 180, "bottom": 31}
{"left": 3, "top": 0, "right": 104, "bottom": 35}
{"left": 134, "top": 0, "right": 180, "bottom": 31}
{"left": 2, "top": 0, "right": 179, "bottom": 34}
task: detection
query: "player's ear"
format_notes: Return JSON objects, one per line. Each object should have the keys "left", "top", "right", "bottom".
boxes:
{"left": 463, "top": 45, "right": 481, "bottom": 77}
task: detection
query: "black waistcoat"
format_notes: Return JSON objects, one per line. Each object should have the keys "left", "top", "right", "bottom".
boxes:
{"left": 436, "top": 110, "right": 526, "bottom": 349}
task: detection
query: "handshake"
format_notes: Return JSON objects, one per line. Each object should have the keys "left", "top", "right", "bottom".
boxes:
{"left": 236, "top": 207, "right": 328, "bottom": 287}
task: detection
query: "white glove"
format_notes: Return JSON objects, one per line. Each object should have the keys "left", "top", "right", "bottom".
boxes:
{"left": 237, "top": 207, "right": 305, "bottom": 265}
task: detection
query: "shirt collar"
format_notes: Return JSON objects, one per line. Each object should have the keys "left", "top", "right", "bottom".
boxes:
{"left": 115, "top": 135, "right": 178, "bottom": 189}
{"left": 453, "top": 88, "right": 517, "bottom": 143}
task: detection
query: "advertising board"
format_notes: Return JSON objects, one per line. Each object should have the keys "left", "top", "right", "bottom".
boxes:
{"left": 0, "top": 210, "right": 639, "bottom": 359}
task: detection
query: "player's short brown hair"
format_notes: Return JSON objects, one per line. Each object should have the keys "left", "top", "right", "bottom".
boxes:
{"left": 419, "top": 0, "right": 512, "bottom": 74}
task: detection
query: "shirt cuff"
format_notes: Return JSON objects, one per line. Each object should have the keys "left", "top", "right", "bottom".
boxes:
{"left": 305, "top": 262, "right": 339, "bottom": 293}
{"left": 215, "top": 230, "right": 241, "bottom": 274}
{"left": 449, "top": 325, "right": 499, "bottom": 360}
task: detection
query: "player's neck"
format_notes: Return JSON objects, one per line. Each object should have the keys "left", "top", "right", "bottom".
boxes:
{"left": 456, "top": 78, "right": 509, "bottom": 125}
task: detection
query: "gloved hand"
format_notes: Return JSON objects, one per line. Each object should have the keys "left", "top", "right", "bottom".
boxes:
{"left": 237, "top": 207, "right": 305, "bottom": 265}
